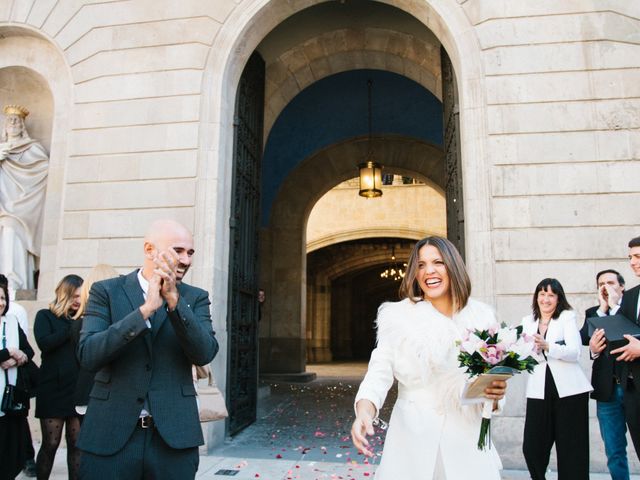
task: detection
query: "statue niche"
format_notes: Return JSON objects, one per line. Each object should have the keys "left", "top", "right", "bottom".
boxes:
{"left": 0, "top": 105, "right": 49, "bottom": 291}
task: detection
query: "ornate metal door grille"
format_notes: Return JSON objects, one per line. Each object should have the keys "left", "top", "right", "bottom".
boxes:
{"left": 441, "top": 48, "right": 466, "bottom": 260}
{"left": 226, "top": 52, "right": 265, "bottom": 435}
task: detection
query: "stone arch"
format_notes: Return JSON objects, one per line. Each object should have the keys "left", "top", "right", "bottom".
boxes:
{"left": 306, "top": 163, "right": 446, "bottom": 252}
{"left": 198, "top": 0, "right": 494, "bottom": 322}
{"left": 319, "top": 242, "right": 415, "bottom": 281}
{"left": 0, "top": 26, "right": 73, "bottom": 298}
{"left": 307, "top": 226, "right": 426, "bottom": 252}
{"left": 263, "top": 26, "right": 442, "bottom": 136}
{"left": 258, "top": 134, "right": 443, "bottom": 371}
{"left": 279, "top": 135, "right": 445, "bottom": 225}
{"left": 197, "top": 2, "right": 494, "bottom": 423}
{"left": 306, "top": 239, "right": 415, "bottom": 362}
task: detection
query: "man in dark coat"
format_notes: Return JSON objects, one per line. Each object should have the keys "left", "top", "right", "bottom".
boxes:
{"left": 609, "top": 236, "right": 640, "bottom": 463}
{"left": 580, "top": 269, "right": 629, "bottom": 479}
{"left": 77, "top": 219, "right": 218, "bottom": 479}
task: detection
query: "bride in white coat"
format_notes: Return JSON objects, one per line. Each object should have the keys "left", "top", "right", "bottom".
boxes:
{"left": 351, "top": 236, "right": 507, "bottom": 480}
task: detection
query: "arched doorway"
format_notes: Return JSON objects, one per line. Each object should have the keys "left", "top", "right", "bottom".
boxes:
{"left": 257, "top": 65, "right": 450, "bottom": 377}
{"left": 213, "top": 0, "right": 493, "bottom": 435}
{"left": 306, "top": 238, "right": 418, "bottom": 363}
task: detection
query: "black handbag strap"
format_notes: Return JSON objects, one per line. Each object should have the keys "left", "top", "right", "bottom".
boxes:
{"left": 2, "top": 319, "right": 9, "bottom": 386}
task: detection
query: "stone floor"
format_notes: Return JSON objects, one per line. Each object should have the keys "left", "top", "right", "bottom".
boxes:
{"left": 17, "top": 362, "right": 640, "bottom": 479}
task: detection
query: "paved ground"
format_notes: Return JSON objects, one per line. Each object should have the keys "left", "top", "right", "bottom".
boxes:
{"left": 18, "top": 362, "right": 640, "bottom": 479}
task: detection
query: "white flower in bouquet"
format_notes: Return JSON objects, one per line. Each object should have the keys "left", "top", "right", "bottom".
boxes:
{"left": 508, "top": 333, "right": 541, "bottom": 361}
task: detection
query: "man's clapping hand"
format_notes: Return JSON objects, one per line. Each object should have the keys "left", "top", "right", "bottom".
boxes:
{"left": 139, "top": 247, "right": 181, "bottom": 320}
{"left": 154, "top": 248, "right": 180, "bottom": 310}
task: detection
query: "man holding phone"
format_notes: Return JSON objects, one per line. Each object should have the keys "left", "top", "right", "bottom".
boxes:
{"left": 77, "top": 219, "right": 218, "bottom": 479}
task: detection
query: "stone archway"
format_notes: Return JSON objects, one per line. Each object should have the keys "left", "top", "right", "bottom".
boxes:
{"left": 306, "top": 239, "right": 416, "bottom": 363}
{"left": 262, "top": 26, "right": 442, "bottom": 136}
{"left": 259, "top": 135, "right": 444, "bottom": 373}
{"left": 198, "top": 0, "right": 494, "bottom": 440}
{"left": 198, "top": 0, "right": 494, "bottom": 328}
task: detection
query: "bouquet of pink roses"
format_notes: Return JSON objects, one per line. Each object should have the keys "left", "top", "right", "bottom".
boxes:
{"left": 457, "top": 323, "right": 539, "bottom": 450}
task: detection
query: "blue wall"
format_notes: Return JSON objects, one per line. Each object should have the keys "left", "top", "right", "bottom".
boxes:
{"left": 261, "top": 69, "right": 443, "bottom": 224}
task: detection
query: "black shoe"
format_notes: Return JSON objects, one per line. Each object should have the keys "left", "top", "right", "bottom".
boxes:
{"left": 22, "top": 458, "right": 36, "bottom": 477}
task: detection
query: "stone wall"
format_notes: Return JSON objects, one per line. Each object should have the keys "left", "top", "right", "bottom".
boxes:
{"left": 467, "top": 1, "right": 640, "bottom": 324}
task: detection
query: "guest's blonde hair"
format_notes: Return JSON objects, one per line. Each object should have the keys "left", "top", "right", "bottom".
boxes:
{"left": 73, "top": 264, "right": 119, "bottom": 320}
{"left": 50, "top": 274, "right": 84, "bottom": 318}
{"left": 399, "top": 236, "right": 471, "bottom": 313}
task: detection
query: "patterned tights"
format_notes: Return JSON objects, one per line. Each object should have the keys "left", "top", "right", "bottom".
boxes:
{"left": 36, "top": 417, "right": 81, "bottom": 480}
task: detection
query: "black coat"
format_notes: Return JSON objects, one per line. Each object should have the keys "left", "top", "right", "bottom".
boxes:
{"left": 69, "top": 318, "right": 95, "bottom": 407}
{"left": 0, "top": 319, "right": 35, "bottom": 479}
{"left": 580, "top": 305, "right": 616, "bottom": 401}
{"left": 34, "top": 309, "right": 80, "bottom": 418}
{"left": 76, "top": 271, "right": 218, "bottom": 456}
{"left": 618, "top": 285, "right": 640, "bottom": 381}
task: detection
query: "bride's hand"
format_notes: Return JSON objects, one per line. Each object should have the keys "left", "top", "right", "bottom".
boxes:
{"left": 351, "top": 414, "right": 375, "bottom": 457}
{"left": 351, "top": 399, "right": 376, "bottom": 457}
{"left": 484, "top": 380, "right": 507, "bottom": 401}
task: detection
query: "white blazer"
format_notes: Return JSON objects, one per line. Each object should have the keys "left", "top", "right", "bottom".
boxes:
{"left": 521, "top": 310, "right": 592, "bottom": 399}
{"left": 355, "top": 298, "right": 503, "bottom": 480}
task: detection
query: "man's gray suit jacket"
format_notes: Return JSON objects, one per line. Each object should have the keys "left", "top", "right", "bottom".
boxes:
{"left": 77, "top": 270, "right": 218, "bottom": 456}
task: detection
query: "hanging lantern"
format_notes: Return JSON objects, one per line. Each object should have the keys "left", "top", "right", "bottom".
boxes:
{"left": 358, "top": 160, "right": 383, "bottom": 198}
{"left": 357, "top": 79, "right": 383, "bottom": 198}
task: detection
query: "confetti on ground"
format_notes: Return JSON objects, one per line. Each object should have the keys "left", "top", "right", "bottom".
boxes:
{"left": 209, "top": 374, "right": 390, "bottom": 480}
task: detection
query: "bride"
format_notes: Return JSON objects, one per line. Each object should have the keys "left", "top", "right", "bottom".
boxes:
{"left": 351, "top": 236, "right": 507, "bottom": 479}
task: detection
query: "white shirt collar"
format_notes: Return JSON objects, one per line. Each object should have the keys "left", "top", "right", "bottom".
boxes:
{"left": 137, "top": 268, "right": 149, "bottom": 299}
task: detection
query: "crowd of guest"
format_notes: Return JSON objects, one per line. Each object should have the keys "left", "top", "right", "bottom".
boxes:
{"left": 1, "top": 231, "right": 640, "bottom": 480}
{"left": 0, "top": 219, "right": 218, "bottom": 480}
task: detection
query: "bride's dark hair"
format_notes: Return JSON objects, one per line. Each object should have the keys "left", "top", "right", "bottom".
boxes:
{"left": 399, "top": 236, "right": 471, "bottom": 313}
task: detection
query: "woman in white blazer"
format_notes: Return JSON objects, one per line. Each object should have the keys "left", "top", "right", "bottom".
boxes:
{"left": 521, "top": 278, "right": 592, "bottom": 480}
{"left": 350, "top": 236, "right": 507, "bottom": 480}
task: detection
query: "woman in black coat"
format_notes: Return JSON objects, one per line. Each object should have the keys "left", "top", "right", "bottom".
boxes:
{"left": 34, "top": 274, "right": 83, "bottom": 480}
{"left": 0, "top": 281, "right": 35, "bottom": 480}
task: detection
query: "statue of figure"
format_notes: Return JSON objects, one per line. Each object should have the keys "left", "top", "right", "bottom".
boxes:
{"left": 0, "top": 105, "right": 49, "bottom": 290}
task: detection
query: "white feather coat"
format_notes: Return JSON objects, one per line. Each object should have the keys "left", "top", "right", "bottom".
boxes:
{"left": 355, "top": 298, "right": 503, "bottom": 480}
